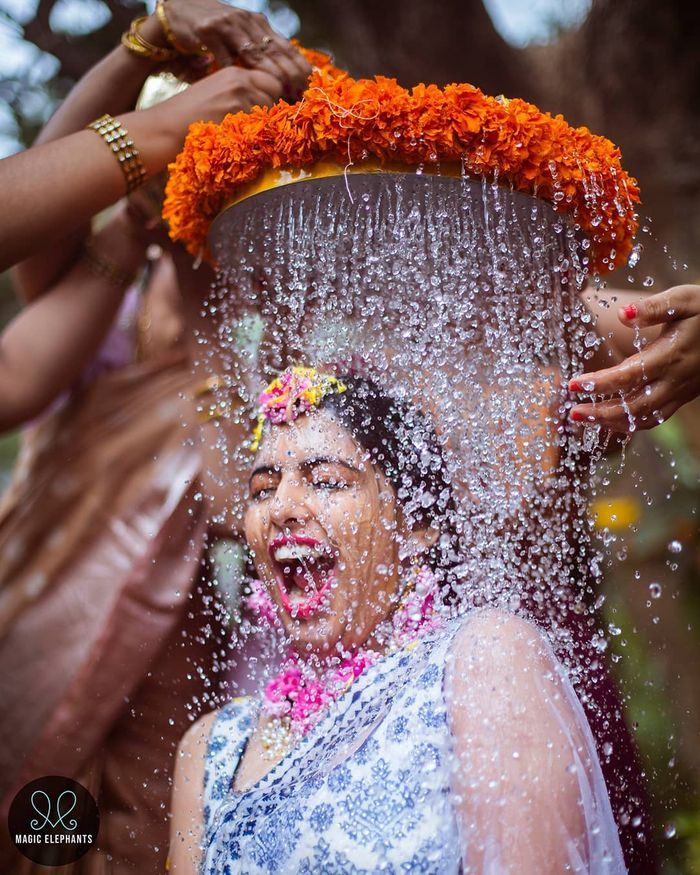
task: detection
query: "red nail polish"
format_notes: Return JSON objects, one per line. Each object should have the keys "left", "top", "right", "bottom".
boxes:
{"left": 569, "top": 380, "right": 583, "bottom": 392}
{"left": 623, "top": 304, "right": 637, "bottom": 320}
{"left": 570, "top": 410, "right": 585, "bottom": 422}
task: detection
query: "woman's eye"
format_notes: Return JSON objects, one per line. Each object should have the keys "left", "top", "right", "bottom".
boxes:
{"left": 251, "top": 486, "right": 274, "bottom": 500}
{"left": 313, "top": 478, "right": 347, "bottom": 491}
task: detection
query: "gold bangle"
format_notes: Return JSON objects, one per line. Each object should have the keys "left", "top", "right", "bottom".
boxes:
{"left": 83, "top": 239, "right": 137, "bottom": 288}
{"left": 193, "top": 375, "right": 237, "bottom": 422}
{"left": 195, "top": 374, "right": 226, "bottom": 423}
{"left": 156, "top": 0, "right": 209, "bottom": 56}
{"left": 196, "top": 401, "right": 229, "bottom": 424}
{"left": 87, "top": 114, "right": 147, "bottom": 194}
{"left": 155, "top": 0, "right": 187, "bottom": 54}
{"left": 121, "top": 15, "right": 178, "bottom": 63}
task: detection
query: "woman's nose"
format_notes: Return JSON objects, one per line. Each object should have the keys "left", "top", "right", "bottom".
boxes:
{"left": 269, "top": 473, "right": 310, "bottom": 529}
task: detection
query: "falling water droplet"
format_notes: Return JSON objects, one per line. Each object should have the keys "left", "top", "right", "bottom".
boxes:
{"left": 627, "top": 243, "right": 643, "bottom": 268}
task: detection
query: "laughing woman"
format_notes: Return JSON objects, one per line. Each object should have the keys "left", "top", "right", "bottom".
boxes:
{"left": 168, "top": 367, "right": 625, "bottom": 874}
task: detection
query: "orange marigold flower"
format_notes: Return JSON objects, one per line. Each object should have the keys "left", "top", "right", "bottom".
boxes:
{"left": 163, "top": 48, "right": 640, "bottom": 273}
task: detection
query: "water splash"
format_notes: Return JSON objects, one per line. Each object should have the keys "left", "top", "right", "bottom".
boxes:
{"left": 192, "top": 173, "right": 616, "bottom": 655}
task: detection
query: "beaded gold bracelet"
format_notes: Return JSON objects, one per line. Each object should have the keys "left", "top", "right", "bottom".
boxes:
{"left": 87, "top": 114, "right": 147, "bottom": 194}
{"left": 121, "top": 15, "right": 178, "bottom": 63}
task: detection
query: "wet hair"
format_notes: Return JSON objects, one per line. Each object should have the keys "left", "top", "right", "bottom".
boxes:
{"left": 318, "top": 375, "right": 460, "bottom": 586}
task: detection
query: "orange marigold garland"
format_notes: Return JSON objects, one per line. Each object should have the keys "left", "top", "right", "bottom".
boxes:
{"left": 163, "top": 49, "right": 640, "bottom": 274}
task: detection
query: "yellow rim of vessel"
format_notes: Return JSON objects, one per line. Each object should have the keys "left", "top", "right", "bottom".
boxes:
{"left": 220, "top": 159, "right": 467, "bottom": 214}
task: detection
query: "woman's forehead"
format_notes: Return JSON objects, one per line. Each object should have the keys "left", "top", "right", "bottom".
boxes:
{"left": 254, "top": 410, "right": 365, "bottom": 469}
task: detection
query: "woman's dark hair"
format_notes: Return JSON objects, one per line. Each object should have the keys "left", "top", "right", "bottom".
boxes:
{"left": 319, "top": 374, "right": 460, "bottom": 590}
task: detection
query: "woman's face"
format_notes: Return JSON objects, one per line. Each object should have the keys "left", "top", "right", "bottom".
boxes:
{"left": 244, "top": 409, "right": 405, "bottom": 654}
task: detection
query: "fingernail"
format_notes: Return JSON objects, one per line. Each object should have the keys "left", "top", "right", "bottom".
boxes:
{"left": 570, "top": 410, "right": 586, "bottom": 422}
{"left": 623, "top": 304, "right": 637, "bottom": 320}
{"left": 569, "top": 380, "right": 583, "bottom": 392}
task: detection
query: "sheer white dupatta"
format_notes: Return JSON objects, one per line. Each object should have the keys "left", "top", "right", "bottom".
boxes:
{"left": 445, "top": 610, "right": 626, "bottom": 874}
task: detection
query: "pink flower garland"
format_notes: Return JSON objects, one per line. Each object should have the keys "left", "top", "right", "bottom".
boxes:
{"left": 262, "top": 650, "right": 376, "bottom": 733}
{"left": 244, "top": 566, "right": 442, "bottom": 737}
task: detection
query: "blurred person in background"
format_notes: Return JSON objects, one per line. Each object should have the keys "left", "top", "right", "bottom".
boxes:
{"left": 0, "top": 1, "right": 309, "bottom": 872}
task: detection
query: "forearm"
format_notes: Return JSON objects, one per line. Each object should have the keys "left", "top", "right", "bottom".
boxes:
{"left": 16, "top": 40, "right": 162, "bottom": 302}
{"left": 0, "top": 221, "right": 146, "bottom": 432}
{"left": 0, "top": 105, "right": 185, "bottom": 275}
{"left": 10, "top": 5, "right": 304, "bottom": 300}
{"left": 37, "top": 46, "right": 160, "bottom": 146}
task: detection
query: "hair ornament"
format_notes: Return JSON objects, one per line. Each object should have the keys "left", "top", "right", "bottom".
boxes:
{"left": 250, "top": 366, "right": 347, "bottom": 452}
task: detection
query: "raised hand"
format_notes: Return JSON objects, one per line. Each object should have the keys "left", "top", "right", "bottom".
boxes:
{"left": 142, "top": 0, "right": 311, "bottom": 99}
{"left": 156, "top": 63, "right": 291, "bottom": 124}
{"left": 569, "top": 284, "right": 700, "bottom": 432}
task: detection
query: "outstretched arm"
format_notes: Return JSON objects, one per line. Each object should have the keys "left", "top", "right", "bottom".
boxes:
{"left": 0, "top": 62, "right": 294, "bottom": 279}
{"left": 13, "top": 1, "right": 310, "bottom": 302}
{"left": 0, "top": 206, "right": 148, "bottom": 433}
{"left": 11, "top": 29, "right": 164, "bottom": 301}
{"left": 446, "top": 610, "right": 624, "bottom": 873}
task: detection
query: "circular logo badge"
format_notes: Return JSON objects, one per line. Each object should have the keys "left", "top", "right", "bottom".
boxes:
{"left": 8, "top": 776, "right": 99, "bottom": 866}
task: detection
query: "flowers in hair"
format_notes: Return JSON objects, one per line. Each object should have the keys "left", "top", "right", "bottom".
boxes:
{"left": 163, "top": 46, "right": 640, "bottom": 274}
{"left": 250, "top": 366, "right": 346, "bottom": 451}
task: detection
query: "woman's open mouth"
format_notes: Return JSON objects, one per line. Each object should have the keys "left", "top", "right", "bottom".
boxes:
{"left": 268, "top": 534, "right": 336, "bottom": 619}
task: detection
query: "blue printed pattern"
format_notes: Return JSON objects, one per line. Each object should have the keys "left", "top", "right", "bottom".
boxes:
{"left": 201, "top": 630, "right": 462, "bottom": 874}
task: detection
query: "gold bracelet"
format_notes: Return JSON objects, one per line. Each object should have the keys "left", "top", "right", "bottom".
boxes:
{"left": 121, "top": 15, "right": 178, "bottom": 63}
{"left": 155, "top": 0, "right": 187, "bottom": 54}
{"left": 155, "top": 0, "right": 209, "bottom": 56}
{"left": 196, "top": 400, "right": 230, "bottom": 424}
{"left": 87, "top": 114, "right": 147, "bottom": 194}
{"left": 83, "top": 239, "right": 137, "bottom": 288}
{"left": 192, "top": 375, "right": 228, "bottom": 398}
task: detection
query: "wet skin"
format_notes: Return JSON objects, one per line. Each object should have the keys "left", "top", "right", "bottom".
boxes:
{"left": 234, "top": 408, "right": 437, "bottom": 792}
{"left": 244, "top": 409, "right": 409, "bottom": 655}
